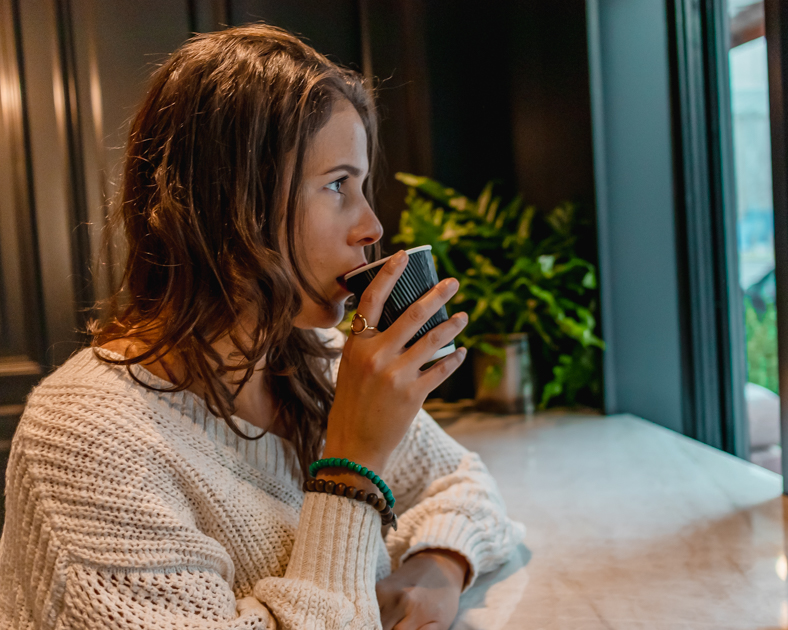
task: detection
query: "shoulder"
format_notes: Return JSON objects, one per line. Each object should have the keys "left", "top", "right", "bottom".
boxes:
{"left": 6, "top": 350, "right": 237, "bottom": 579}
{"left": 24, "top": 347, "right": 136, "bottom": 419}
{"left": 13, "top": 347, "right": 212, "bottom": 517}
{"left": 18, "top": 347, "right": 181, "bottom": 460}
{"left": 26, "top": 345, "right": 152, "bottom": 407}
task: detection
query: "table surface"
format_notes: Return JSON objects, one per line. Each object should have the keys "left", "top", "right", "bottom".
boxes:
{"left": 440, "top": 411, "right": 786, "bottom": 630}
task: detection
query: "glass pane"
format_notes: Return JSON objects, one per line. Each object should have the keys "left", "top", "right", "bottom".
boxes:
{"left": 727, "top": 0, "right": 780, "bottom": 473}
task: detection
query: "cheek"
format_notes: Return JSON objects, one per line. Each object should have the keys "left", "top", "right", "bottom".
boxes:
{"left": 300, "top": 193, "right": 348, "bottom": 281}
{"left": 303, "top": 241, "right": 332, "bottom": 280}
{"left": 304, "top": 225, "right": 340, "bottom": 275}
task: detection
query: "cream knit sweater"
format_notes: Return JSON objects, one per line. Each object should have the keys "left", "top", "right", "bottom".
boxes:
{"left": 0, "top": 327, "right": 524, "bottom": 629}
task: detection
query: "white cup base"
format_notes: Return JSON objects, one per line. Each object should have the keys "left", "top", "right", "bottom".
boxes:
{"left": 429, "top": 343, "right": 457, "bottom": 363}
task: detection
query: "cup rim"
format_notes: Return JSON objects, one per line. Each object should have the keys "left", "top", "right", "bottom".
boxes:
{"left": 343, "top": 244, "right": 432, "bottom": 281}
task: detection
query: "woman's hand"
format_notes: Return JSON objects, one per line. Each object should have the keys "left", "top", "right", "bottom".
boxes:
{"left": 322, "top": 251, "right": 468, "bottom": 479}
{"left": 376, "top": 549, "right": 468, "bottom": 630}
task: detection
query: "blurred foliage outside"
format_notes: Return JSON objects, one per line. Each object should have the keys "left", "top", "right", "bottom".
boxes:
{"left": 744, "top": 295, "right": 778, "bottom": 394}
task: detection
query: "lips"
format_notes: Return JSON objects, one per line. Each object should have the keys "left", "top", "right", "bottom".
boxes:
{"left": 336, "top": 262, "right": 368, "bottom": 287}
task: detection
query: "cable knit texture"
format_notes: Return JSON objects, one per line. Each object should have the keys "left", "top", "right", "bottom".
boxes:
{"left": 0, "top": 327, "right": 525, "bottom": 629}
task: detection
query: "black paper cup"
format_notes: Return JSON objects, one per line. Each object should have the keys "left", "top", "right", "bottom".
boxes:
{"left": 344, "top": 245, "right": 456, "bottom": 362}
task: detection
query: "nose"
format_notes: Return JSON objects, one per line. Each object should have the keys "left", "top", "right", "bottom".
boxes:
{"left": 352, "top": 198, "right": 383, "bottom": 247}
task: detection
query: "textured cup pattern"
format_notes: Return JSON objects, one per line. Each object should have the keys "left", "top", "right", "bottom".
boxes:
{"left": 347, "top": 249, "right": 452, "bottom": 350}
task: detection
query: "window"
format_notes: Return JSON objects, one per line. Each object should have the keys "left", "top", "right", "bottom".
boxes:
{"left": 727, "top": 0, "right": 780, "bottom": 473}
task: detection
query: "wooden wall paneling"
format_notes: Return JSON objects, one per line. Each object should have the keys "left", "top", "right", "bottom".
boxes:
{"left": 16, "top": 0, "right": 82, "bottom": 366}
{"left": 70, "top": 0, "right": 192, "bottom": 299}
{"left": 0, "top": 0, "right": 193, "bottom": 530}
{"left": 70, "top": 0, "right": 111, "bottom": 302}
{"left": 0, "top": 0, "right": 44, "bottom": 515}
{"left": 0, "top": 0, "right": 46, "bottom": 440}
{"left": 0, "top": 0, "right": 46, "bottom": 365}
{"left": 56, "top": 0, "right": 94, "bottom": 326}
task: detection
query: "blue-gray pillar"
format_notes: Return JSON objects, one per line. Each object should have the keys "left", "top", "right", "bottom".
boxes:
{"left": 587, "top": 0, "right": 685, "bottom": 433}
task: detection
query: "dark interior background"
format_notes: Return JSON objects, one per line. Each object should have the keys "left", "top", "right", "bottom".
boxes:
{"left": 0, "top": 0, "right": 597, "bottom": 514}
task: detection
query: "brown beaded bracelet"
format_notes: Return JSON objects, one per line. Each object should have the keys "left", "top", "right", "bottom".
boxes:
{"left": 303, "top": 478, "right": 398, "bottom": 530}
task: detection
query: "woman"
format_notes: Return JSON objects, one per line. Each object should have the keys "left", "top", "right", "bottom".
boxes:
{"left": 0, "top": 23, "right": 524, "bottom": 630}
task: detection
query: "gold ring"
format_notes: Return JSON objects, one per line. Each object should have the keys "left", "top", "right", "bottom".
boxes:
{"left": 350, "top": 313, "right": 378, "bottom": 335}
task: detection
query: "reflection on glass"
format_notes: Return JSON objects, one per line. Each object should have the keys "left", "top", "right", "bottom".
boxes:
{"left": 727, "top": 0, "right": 780, "bottom": 473}
{"left": 777, "top": 554, "right": 787, "bottom": 581}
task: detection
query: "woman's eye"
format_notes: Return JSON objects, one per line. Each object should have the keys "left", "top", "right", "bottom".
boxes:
{"left": 326, "top": 176, "right": 348, "bottom": 195}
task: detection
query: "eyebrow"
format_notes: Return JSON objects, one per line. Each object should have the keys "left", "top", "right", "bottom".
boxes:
{"left": 321, "top": 164, "right": 365, "bottom": 178}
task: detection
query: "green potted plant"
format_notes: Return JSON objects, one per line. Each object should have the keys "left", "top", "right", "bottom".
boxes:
{"left": 391, "top": 172, "right": 605, "bottom": 412}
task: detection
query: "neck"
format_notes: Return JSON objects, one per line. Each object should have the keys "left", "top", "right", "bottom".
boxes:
{"left": 213, "top": 336, "right": 280, "bottom": 434}
{"left": 101, "top": 323, "right": 280, "bottom": 435}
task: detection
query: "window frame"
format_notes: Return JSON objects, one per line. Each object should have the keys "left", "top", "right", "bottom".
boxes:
{"left": 668, "top": 0, "right": 749, "bottom": 457}
{"left": 764, "top": 0, "right": 788, "bottom": 486}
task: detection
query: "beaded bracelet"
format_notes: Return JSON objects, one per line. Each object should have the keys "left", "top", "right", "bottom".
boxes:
{"left": 309, "top": 458, "right": 395, "bottom": 508}
{"left": 302, "top": 478, "right": 398, "bottom": 530}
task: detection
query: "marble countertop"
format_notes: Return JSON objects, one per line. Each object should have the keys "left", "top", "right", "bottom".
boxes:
{"left": 439, "top": 410, "right": 785, "bottom": 630}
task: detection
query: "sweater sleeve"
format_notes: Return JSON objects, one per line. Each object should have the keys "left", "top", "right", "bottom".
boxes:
{"left": 380, "top": 408, "right": 527, "bottom": 591}
{"left": 50, "top": 493, "right": 382, "bottom": 630}
{"left": 319, "top": 326, "right": 526, "bottom": 589}
{"left": 0, "top": 402, "right": 382, "bottom": 630}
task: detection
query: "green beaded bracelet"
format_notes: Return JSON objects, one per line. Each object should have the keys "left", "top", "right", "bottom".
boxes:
{"left": 309, "top": 457, "right": 395, "bottom": 508}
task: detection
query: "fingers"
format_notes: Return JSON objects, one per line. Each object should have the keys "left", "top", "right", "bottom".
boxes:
{"left": 417, "top": 346, "right": 468, "bottom": 393}
{"left": 382, "top": 609, "right": 406, "bottom": 630}
{"left": 354, "top": 251, "right": 409, "bottom": 329}
{"left": 384, "top": 277, "right": 460, "bottom": 351}
{"left": 405, "top": 312, "right": 468, "bottom": 367}
{"left": 377, "top": 585, "right": 406, "bottom": 630}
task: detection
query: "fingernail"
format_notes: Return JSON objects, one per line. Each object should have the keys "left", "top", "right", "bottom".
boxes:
{"left": 458, "top": 348, "right": 467, "bottom": 359}
{"left": 446, "top": 278, "right": 459, "bottom": 291}
{"left": 393, "top": 250, "right": 407, "bottom": 263}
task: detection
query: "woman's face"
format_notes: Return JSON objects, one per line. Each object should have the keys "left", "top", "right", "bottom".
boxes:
{"left": 293, "top": 99, "right": 383, "bottom": 329}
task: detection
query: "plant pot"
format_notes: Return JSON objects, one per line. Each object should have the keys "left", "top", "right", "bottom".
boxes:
{"left": 472, "top": 333, "right": 535, "bottom": 415}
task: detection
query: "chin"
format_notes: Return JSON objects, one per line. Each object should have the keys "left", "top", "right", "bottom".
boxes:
{"left": 294, "top": 297, "right": 348, "bottom": 330}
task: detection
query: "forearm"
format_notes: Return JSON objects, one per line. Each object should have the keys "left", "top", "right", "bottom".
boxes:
{"left": 383, "top": 410, "right": 526, "bottom": 589}
{"left": 256, "top": 491, "right": 383, "bottom": 628}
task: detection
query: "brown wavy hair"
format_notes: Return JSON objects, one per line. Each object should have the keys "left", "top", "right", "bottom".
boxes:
{"left": 91, "top": 23, "right": 381, "bottom": 479}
